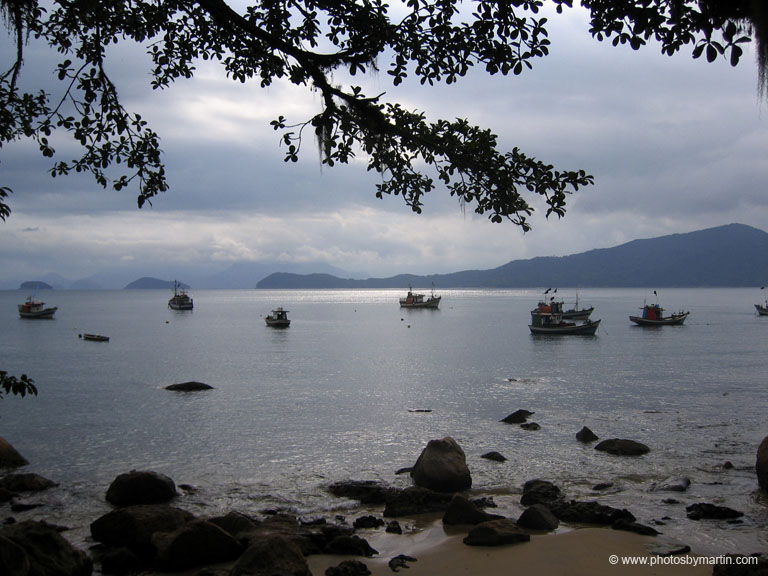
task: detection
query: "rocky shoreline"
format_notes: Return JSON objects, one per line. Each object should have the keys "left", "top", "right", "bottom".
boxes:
{"left": 2, "top": 430, "right": 768, "bottom": 575}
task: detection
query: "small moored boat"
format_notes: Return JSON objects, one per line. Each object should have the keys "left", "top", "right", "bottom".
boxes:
{"left": 265, "top": 307, "right": 290, "bottom": 327}
{"left": 168, "top": 280, "right": 193, "bottom": 310}
{"left": 79, "top": 333, "right": 110, "bottom": 342}
{"left": 399, "top": 284, "right": 441, "bottom": 309}
{"left": 529, "top": 300, "right": 600, "bottom": 335}
{"left": 755, "top": 287, "right": 768, "bottom": 316}
{"left": 18, "top": 295, "right": 57, "bottom": 319}
{"left": 629, "top": 293, "right": 688, "bottom": 326}
{"left": 532, "top": 289, "right": 593, "bottom": 321}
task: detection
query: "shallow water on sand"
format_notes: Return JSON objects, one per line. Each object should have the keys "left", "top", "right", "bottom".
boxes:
{"left": 1, "top": 287, "right": 767, "bottom": 555}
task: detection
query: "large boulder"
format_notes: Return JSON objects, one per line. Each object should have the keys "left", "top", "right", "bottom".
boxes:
{"left": 105, "top": 470, "right": 177, "bottom": 506}
{"left": 463, "top": 519, "right": 530, "bottom": 547}
{"left": 442, "top": 494, "right": 504, "bottom": 526}
{"left": 0, "top": 534, "right": 30, "bottom": 576}
{"left": 1, "top": 520, "right": 92, "bottom": 576}
{"left": 410, "top": 437, "right": 472, "bottom": 492}
{"left": 520, "top": 479, "right": 562, "bottom": 506}
{"left": 501, "top": 410, "right": 534, "bottom": 424}
{"left": 517, "top": 503, "right": 559, "bottom": 531}
{"left": 756, "top": 436, "right": 768, "bottom": 492}
{"left": 595, "top": 439, "right": 650, "bottom": 456}
{"left": 0, "top": 473, "right": 58, "bottom": 493}
{"left": 230, "top": 535, "right": 311, "bottom": 576}
{"left": 0, "top": 437, "right": 28, "bottom": 469}
{"left": 90, "top": 504, "right": 194, "bottom": 558}
{"left": 151, "top": 519, "right": 243, "bottom": 571}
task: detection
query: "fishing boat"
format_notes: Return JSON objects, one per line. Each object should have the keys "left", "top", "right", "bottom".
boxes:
{"left": 755, "top": 287, "right": 768, "bottom": 316}
{"left": 168, "top": 280, "right": 193, "bottom": 310}
{"left": 18, "top": 295, "right": 57, "bottom": 319}
{"left": 265, "top": 307, "right": 291, "bottom": 327}
{"left": 529, "top": 300, "right": 601, "bottom": 335}
{"left": 399, "top": 284, "right": 441, "bottom": 309}
{"left": 629, "top": 294, "right": 688, "bottom": 326}
{"left": 79, "top": 333, "right": 110, "bottom": 342}
{"left": 532, "top": 289, "right": 593, "bottom": 320}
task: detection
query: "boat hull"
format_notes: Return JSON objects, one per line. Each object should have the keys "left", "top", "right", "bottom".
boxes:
{"left": 81, "top": 333, "right": 109, "bottom": 342}
{"left": 755, "top": 304, "right": 768, "bottom": 316}
{"left": 529, "top": 319, "right": 601, "bottom": 335}
{"left": 400, "top": 297, "right": 441, "bottom": 309}
{"left": 18, "top": 306, "right": 57, "bottom": 319}
{"left": 629, "top": 312, "right": 688, "bottom": 326}
{"left": 168, "top": 301, "right": 193, "bottom": 311}
{"left": 265, "top": 318, "right": 290, "bottom": 328}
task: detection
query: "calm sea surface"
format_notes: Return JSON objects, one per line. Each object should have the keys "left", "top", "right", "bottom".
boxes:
{"left": 1, "top": 288, "right": 767, "bottom": 555}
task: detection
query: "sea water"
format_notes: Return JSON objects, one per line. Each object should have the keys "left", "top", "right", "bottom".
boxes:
{"left": 1, "top": 288, "right": 767, "bottom": 555}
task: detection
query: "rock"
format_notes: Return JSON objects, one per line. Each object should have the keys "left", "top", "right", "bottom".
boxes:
{"left": 327, "top": 480, "right": 395, "bottom": 505}
{"left": 520, "top": 479, "right": 562, "bottom": 506}
{"left": 388, "top": 555, "right": 417, "bottom": 572}
{"left": 592, "top": 482, "right": 614, "bottom": 491}
{"left": 595, "top": 439, "right": 650, "bottom": 456}
{"left": 501, "top": 410, "right": 534, "bottom": 424}
{"left": 612, "top": 518, "right": 660, "bottom": 535}
{"left": 324, "top": 535, "right": 378, "bottom": 557}
{"left": 326, "top": 559, "right": 372, "bottom": 576}
{"left": 1, "top": 520, "right": 92, "bottom": 576}
{"left": 645, "top": 541, "right": 691, "bottom": 556}
{"left": 99, "top": 547, "right": 141, "bottom": 575}
{"left": 0, "top": 533, "right": 30, "bottom": 576}
{"left": 208, "top": 510, "right": 261, "bottom": 540}
{"left": 105, "top": 470, "right": 178, "bottom": 506}
{"left": 712, "top": 554, "right": 768, "bottom": 575}
{"left": 382, "top": 486, "right": 453, "bottom": 517}
{"left": 385, "top": 521, "right": 402, "bottom": 534}
{"left": 463, "top": 519, "right": 531, "bottom": 547}
{"left": 442, "top": 494, "right": 504, "bottom": 526}
{"left": 481, "top": 451, "right": 507, "bottom": 462}
{"left": 90, "top": 504, "right": 194, "bottom": 558}
{"left": 353, "top": 515, "right": 384, "bottom": 529}
{"left": 151, "top": 519, "right": 243, "bottom": 571}
{"left": 0, "top": 473, "right": 58, "bottom": 493}
{"left": 165, "top": 381, "right": 214, "bottom": 391}
{"left": 576, "top": 426, "right": 599, "bottom": 443}
{"left": 231, "top": 535, "right": 311, "bottom": 576}
{"left": 516, "top": 503, "right": 559, "bottom": 531}
{"left": 650, "top": 477, "right": 691, "bottom": 492}
{"left": 0, "top": 438, "right": 28, "bottom": 469}
{"left": 410, "top": 437, "right": 472, "bottom": 492}
{"left": 757, "top": 436, "right": 768, "bottom": 492}
{"left": 685, "top": 503, "right": 744, "bottom": 521}
{"left": 520, "top": 422, "right": 541, "bottom": 431}
{"left": 550, "top": 500, "right": 635, "bottom": 525}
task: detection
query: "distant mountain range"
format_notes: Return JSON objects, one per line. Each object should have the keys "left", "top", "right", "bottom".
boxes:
{"left": 124, "top": 277, "right": 190, "bottom": 290}
{"left": 256, "top": 223, "right": 768, "bottom": 289}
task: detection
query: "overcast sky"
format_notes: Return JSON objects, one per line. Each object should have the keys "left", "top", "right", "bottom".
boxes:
{"left": 1, "top": 3, "right": 766, "bottom": 287}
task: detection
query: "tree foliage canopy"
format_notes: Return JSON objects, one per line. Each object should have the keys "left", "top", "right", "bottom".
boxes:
{"left": 0, "top": 0, "right": 763, "bottom": 230}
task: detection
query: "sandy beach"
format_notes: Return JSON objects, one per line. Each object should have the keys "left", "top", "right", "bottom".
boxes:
{"left": 308, "top": 524, "right": 714, "bottom": 576}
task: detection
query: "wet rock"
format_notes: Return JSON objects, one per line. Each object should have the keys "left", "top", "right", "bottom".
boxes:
{"left": 99, "top": 546, "right": 141, "bottom": 575}
{"left": 685, "top": 503, "right": 744, "bottom": 521}
{"left": 646, "top": 541, "right": 691, "bottom": 556}
{"left": 517, "top": 503, "right": 559, "bottom": 531}
{"left": 385, "top": 521, "right": 402, "bottom": 534}
{"left": 520, "top": 422, "right": 541, "bottom": 431}
{"left": 712, "top": 554, "right": 768, "bottom": 575}
{"left": 208, "top": 510, "right": 261, "bottom": 540}
{"left": 592, "top": 482, "right": 614, "bottom": 491}
{"left": 595, "top": 439, "right": 650, "bottom": 456}
{"left": 0, "top": 438, "right": 28, "bottom": 469}
{"left": 501, "top": 410, "right": 534, "bottom": 424}
{"left": 0, "top": 533, "right": 29, "bottom": 576}
{"left": 231, "top": 535, "right": 311, "bottom": 576}
{"left": 0, "top": 473, "right": 58, "bottom": 493}
{"left": 481, "top": 451, "right": 507, "bottom": 462}
{"left": 382, "top": 486, "right": 453, "bottom": 517}
{"left": 151, "top": 518, "right": 243, "bottom": 571}
{"left": 165, "top": 381, "right": 214, "bottom": 391}
{"left": 105, "top": 470, "right": 178, "bottom": 506}
{"left": 1, "top": 520, "right": 92, "bottom": 576}
{"left": 353, "top": 515, "right": 384, "bottom": 529}
{"left": 328, "top": 480, "right": 396, "bottom": 505}
{"left": 324, "top": 535, "right": 378, "bottom": 557}
{"left": 757, "top": 436, "right": 768, "bottom": 492}
{"left": 612, "top": 518, "right": 660, "bottom": 535}
{"left": 549, "top": 500, "right": 635, "bottom": 525}
{"left": 90, "top": 504, "right": 194, "bottom": 558}
{"left": 410, "top": 437, "right": 472, "bottom": 492}
{"left": 576, "top": 426, "right": 599, "bottom": 443}
{"left": 326, "top": 559, "right": 372, "bottom": 576}
{"left": 463, "top": 519, "right": 531, "bottom": 547}
{"left": 442, "top": 494, "right": 504, "bottom": 526}
{"left": 650, "top": 476, "right": 691, "bottom": 492}
{"left": 520, "top": 479, "right": 563, "bottom": 506}
{"left": 388, "top": 555, "right": 417, "bottom": 572}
